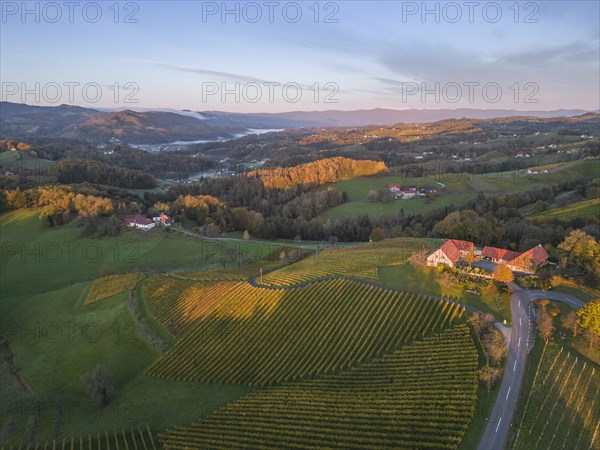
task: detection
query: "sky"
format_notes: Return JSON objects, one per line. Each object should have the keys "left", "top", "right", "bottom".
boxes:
{"left": 1, "top": 1, "right": 599, "bottom": 112}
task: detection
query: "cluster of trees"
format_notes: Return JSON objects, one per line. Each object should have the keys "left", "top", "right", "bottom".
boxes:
{"left": 252, "top": 157, "right": 387, "bottom": 189}
{"left": 4, "top": 186, "right": 114, "bottom": 226}
{"left": 538, "top": 299, "right": 599, "bottom": 350}
{"left": 556, "top": 230, "right": 600, "bottom": 287}
{"left": 169, "top": 194, "right": 232, "bottom": 231}
{"left": 469, "top": 312, "right": 507, "bottom": 391}
{"left": 102, "top": 144, "right": 216, "bottom": 178}
{"left": 50, "top": 158, "right": 155, "bottom": 189}
{"left": 146, "top": 174, "right": 348, "bottom": 238}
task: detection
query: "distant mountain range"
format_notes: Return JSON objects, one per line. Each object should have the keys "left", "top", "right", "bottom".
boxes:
{"left": 1, "top": 102, "right": 596, "bottom": 145}
{"left": 230, "top": 108, "right": 598, "bottom": 127}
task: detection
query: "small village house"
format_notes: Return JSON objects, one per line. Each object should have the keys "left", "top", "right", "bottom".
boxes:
{"left": 119, "top": 215, "right": 156, "bottom": 231}
{"left": 152, "top": 213, "right": 172, "bottom": 227}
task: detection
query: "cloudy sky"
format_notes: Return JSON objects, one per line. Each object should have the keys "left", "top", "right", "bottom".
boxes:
{"left": 2, "top": 1, "right": 599, "bottom": 112}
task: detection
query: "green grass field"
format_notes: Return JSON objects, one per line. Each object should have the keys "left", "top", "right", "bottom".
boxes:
{"left": 0, "top": 210, "right": 288, "bottom": 445}
{"left": 321, "top": 174, "right": 475, "bottom": 218}
{"left": 0, "top": 210, "right": 284, "bottom": 311}
{"left": 318, "top": 160, "right": 600, "bottom": 219}
{"left": 527, "top": 197, "right": 600, "bottom": 221}
{"left": 0, "top": 151, "right": 55, "bottom": 171}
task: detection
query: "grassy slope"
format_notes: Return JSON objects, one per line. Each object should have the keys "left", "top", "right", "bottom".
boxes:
{"left": 527, "top": 197, "right": 600, "bottom": 221}
{"left": 7, "top": 286, "right": 156, "bottom": 398}
{"left": 0, "top": 210, "right": 282, "bottom": 312}
{"left": 0, "top": 151, "right": 55, "bottom": 170}
{"left": 319, "top": 159, "right": 599, "bottom": 219}
{"left": 321, "top": 174, "right": 475, "bottom": 218}
{"left": 0, "top": 210, "right": 283, "bottom": 444}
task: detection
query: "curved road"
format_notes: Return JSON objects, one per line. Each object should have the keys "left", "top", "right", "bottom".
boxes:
{"left": 477, "top": 284, "right": 586, "bottom": 450}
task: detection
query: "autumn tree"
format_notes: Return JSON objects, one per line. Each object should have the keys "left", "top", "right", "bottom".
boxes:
{"left": 482, "top": 328, "right": 507, "bottom": 366}
{"left": 560, "top": 311, "right": 580, "bottom": 337}
{"left": 243, "top": 230, "right": 250, "bottom": 241}
{"left": 81, "top": 364, "right": 115, "bottom": 407}
{"left": 559, "top": 230, "right": 600, "bottom": 270}
{"left": 468, "top": 312, "right": 495, "bottom": 335}
{"left": 493, "top": 264, "right": 514, "bottom": 283}
{"left": 536, "top": 308, "right": 555, "bottom": 342}
{"left": 479, "top": 365, "right": 502, "bottom": 391}
{"left": 577, "top": 300, "right": 600, "bottom": 338}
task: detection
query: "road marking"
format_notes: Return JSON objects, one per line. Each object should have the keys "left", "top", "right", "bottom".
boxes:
{"left": 518, "top": 337, "right": 521, "bottom": 348}
{"left": 520, "top": 317, "right": 522, "bottom": 326}
{"left": 495, "top": 418, "right": 502, "bottom": 432}
{"left": 513, "top": 361, "right": 517, "bottom": 372}
{"left": 518, "top": 299, "right": 520, "bottom": 307}
{"left": 506, "top": 387, "right": 511, "bottom": 400}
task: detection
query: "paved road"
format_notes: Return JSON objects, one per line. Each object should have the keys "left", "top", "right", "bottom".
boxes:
{"left": 477, "top": 284, "right": 585, "bottom": 450}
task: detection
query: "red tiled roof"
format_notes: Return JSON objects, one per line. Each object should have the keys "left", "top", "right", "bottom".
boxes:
{"left": 482, "top": 246, "right": 521, "bottom": 262}
{"left": 440, "top": 239, "right": 474, "bottom": 262}
{"left": 525, "top": 244, "right": 550, "bottom": 265}
{"left": 448, "top": 239, "right": 474, "bottom": 252}
{"left": 119, "top": 214, "right": 153, "bottom": 225}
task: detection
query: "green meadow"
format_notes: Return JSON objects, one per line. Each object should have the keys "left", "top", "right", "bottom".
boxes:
{"left": 319, "top": 159, "right": 600, "bottom": 219}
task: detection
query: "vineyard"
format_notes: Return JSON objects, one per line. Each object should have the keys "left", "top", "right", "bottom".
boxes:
{"left": 1, "top": 427, "right": 157, "bottom": 450}
{"left": 509, "top": 343, "right": 600, "bottom": 450}
{"left": 160, "top": 325, "right": 478, "bottom": 449}
{"left": 142, "top": 276, "right": 285, "bottom": 336}
{"left": 85, "top": 273, "right": 145, "bottom": 304}
{"left": 173, "top": 261, "right": 283, "bottom": 282}
{"left": 260, "top": 238, "right": 431, "bottom": 287}
{"left": 146, "top": 278, "right": 465, "bottom": 385}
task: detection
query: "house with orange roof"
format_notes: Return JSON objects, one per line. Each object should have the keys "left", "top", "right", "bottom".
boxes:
{"left": 426, "top": 239, "right": 475, "bottom": 268}
{"left": 482, "top": 246, "right": 522, "bottom": 264}
{"left": 507, "top": 244, "right": 550, "bottom": 272}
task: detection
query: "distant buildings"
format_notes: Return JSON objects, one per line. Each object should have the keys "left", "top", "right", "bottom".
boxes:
{"left": 388, "top": 184, "right": 437, "bottom": 200}
{"left": 152, "top": 213, "right": 173, "bottom": 227}
{"left": 527, "top": 168, "right": 549, "bottom": 175}
{"left": 119, "top": 215, "right": 156, "bottom": 230}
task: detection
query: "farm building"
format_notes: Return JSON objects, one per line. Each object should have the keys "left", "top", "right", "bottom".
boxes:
{"left": 428, "top": 241, "right": 549, "bottom": 273}
{"left": 119, "top": 215, "right": 156, "bottom": 230}
{"left": 152, "top": 213, "right": 173, "bottom": 227}
{"left": 426, "top": 239, "right": 475, "bottom": 268}
{"left": 482, "top": 246, "right": 522, "bottom": 264}
{"left": 507, "top": 245, "right": 550, "bottom": 272}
